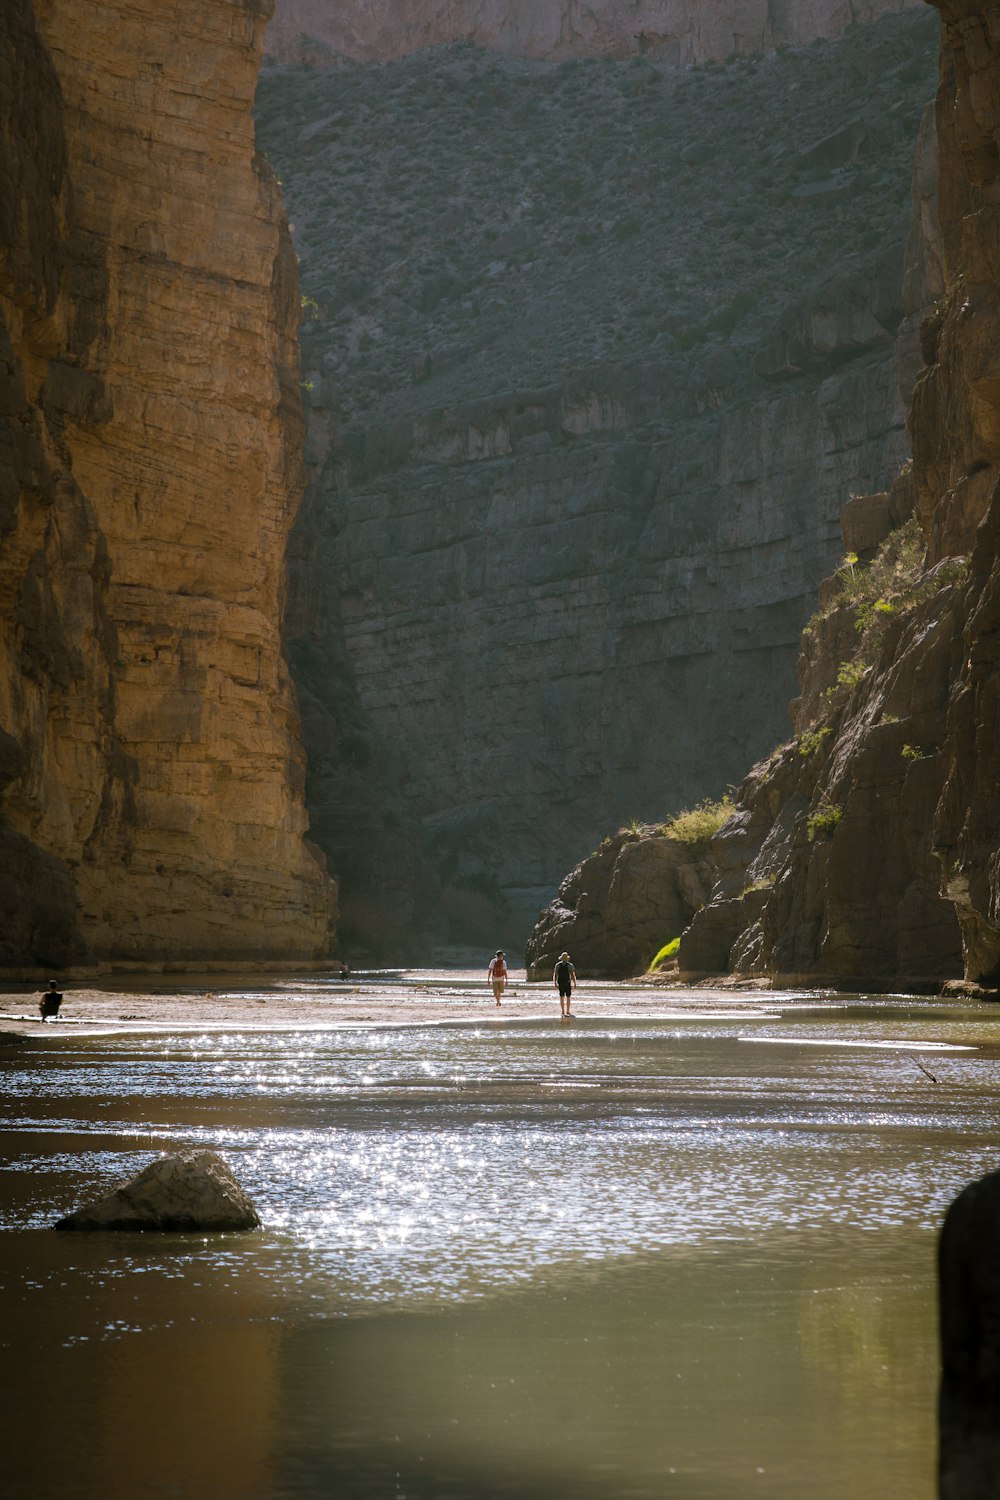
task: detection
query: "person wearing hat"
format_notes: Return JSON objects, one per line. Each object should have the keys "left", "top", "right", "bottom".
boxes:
{"left": 553, "top": 952, "right": 576, "bottom": 1018}
{"left": 487, "top": 950, "right": 508, "bottom": 1006}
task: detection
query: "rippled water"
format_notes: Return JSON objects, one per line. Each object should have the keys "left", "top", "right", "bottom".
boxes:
{"left": 2, "top": 979, "right": 999, "bottom": 1499}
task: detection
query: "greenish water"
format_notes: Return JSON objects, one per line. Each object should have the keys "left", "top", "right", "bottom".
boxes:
{"left": 2, "top": 979, "right": 998, "bottom": 1499}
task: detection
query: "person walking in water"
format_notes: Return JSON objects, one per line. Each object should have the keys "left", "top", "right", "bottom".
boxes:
{"left": 488, "top": 950, "right": 508, "bottom": 1006}
{"left": 553, "top": 952, "right": 576, "bottom": 1018}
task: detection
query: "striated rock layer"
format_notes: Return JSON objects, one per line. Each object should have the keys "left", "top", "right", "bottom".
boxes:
{"left": 266, "top": 0, "right": 923, "bottom": 64}
{"left": 0, "top": 0, "right": 335, "bottom": 970}
{"left": 260, "top": 12, "right": 939, "bottom": 950}
{"left": 669, "top": 0, "right": 1000, "bottom": 988}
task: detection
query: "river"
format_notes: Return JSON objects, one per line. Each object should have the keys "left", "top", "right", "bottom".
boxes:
{"left": 2, "top": 972, "right": 998, "bottom": 1499}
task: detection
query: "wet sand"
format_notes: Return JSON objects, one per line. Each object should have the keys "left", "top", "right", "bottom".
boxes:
{"left": 0, "top": 970, "right": 780, "bottom": 1037}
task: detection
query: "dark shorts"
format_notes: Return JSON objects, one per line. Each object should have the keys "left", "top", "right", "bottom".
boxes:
{"left": 558, "top": 984, "right": 572, "bottom": 998}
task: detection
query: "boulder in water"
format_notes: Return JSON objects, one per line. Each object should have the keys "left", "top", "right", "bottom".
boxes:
{"left": 939, "top": 1166, "right": 1000, "bottom": 1498}
{"left": 54, "top": 1149, "right": 261, "bottom": 1232}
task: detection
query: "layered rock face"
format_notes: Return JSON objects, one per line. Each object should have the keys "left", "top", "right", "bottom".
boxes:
{"left": 0, "top": 0, "right": 335, "bottom": 969}
{"left": 668, "top": 0, "right": 1000, "bottom": 988}
{"left": 267, "top": 0, "right": 923, "bottom": 64}
{"left": 259, "top": 10, "right": 939, "bottom": 951}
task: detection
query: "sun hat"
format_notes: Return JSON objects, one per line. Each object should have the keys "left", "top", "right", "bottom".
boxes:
{"left": 559, "top": 952, "right": 570, "bottom": 960}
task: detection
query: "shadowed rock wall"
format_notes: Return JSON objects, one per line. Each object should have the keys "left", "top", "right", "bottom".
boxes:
{"left": 0, "top": 0, "right": 335, "bottom": 970}
{"left": 266, "top": 0, "right": 923, "bottom": 64}
{"left": 259, "top": 10, "right": 939, "bottom": 952}
{"left": 670, "top": 0, "right": 1000, "bottom": 989}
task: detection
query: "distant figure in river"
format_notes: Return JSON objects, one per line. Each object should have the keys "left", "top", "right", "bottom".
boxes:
{"left": 488, "top": 950, "right": 508, "bottom": 1006}
{"left": 553, "top": 953, "right": 576, "bottom": 1019}
{"left": 39, "top": 981, "right": 63, "bottom": 1022}
{"left": 338, "top": 961, "right": 350, "bottom": 980}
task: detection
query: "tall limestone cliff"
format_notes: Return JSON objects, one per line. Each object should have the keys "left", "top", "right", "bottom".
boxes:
{"left": 538, "top": 0, "right": 1000, "bottom": 990}
{"left": 258, "top": 7, "right": 939, "bottom": 951}
{"left": 266, "top": 0, "right": 923, "bottom": 64}
{"left": 0, "top": 0, "right": 335, "bottom": 970}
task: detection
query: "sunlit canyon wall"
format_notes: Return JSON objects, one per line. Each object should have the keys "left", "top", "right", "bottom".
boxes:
{"left": 0, "top": 0, "right": 335, "bottom": 970}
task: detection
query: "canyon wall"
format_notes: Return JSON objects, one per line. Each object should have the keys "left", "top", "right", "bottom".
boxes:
{"left": 536, "top": 0, "right": 1000, "bottom": 990}
{"left": 677, "top": 0, "right": 1000, "bottom": 989}
{"left": 0, "top": 0, "right": 335, "bottom": 970}
{"left": 259, "top": 8, "right": 939, "bottom": 952}
{"left": 266, "top": 0, "right": 923, "bottom": 64}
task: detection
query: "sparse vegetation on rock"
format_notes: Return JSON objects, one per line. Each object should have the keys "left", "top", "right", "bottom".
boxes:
{"left": 661, "top": 796, "right": 735, "bottom": 846}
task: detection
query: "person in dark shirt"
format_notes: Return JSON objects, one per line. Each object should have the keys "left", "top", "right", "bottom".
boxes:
{"left": 39, "top": 981, "right": 63, "bottom": 1021}
{"left": 552, "top": 953, "right": 576, "bottom": 1019}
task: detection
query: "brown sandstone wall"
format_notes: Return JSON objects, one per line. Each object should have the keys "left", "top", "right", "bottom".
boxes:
{"left": 266, "top": 0, "right": 923, "bottom": 64}
{"left": 0, "top": 0, "right": 335, "bottom": 969}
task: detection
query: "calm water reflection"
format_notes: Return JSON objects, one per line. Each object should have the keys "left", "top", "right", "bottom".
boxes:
{"left": 2, "top": 984, "right": 999, "bottom": 1499}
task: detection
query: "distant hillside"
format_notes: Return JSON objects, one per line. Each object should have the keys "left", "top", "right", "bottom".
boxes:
{"left": 265, "top": 0, "right": 924, "bottom": 66}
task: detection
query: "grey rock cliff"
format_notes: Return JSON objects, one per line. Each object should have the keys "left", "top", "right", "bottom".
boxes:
{"left": 259, "top": 10, "right": 939, "bottom": 952}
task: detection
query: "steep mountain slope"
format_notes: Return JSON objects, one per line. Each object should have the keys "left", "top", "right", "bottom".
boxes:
{"left": 258, "top": 9, "right": 939, "bottom": 952}
{"left": 0, "top": 0, "right": 335, "bottom": 971}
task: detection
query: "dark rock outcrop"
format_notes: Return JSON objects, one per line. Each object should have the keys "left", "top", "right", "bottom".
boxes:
{"left": 54, "top": 1150, "right": 262, "bottom": 1232}
{"left": 525, "top": 828, "right": 712, "bottom": 978}
{"left": 939, "top": 1166, "right": 1000, "bottom": 1499}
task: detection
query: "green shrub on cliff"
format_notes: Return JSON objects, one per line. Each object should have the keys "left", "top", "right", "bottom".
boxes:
{"left": 661, "top": 795, "right": 734, "bottom": 845}
{"left": 798, "top": 725, "right": 832, "bottom": 757}
{"left": 806, "top": 802, "right": 842, "bottom": 841}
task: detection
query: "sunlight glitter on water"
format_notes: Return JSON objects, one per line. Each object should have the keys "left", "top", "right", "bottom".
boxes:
{"left": 3, "top": 1004, "right": 1000, "bottom": 1309}
{"left": 3, "top": 987, "right": 1000, "bottom": 1500}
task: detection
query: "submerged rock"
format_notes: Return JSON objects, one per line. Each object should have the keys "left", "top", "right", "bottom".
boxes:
{"left": 54, "top": 1150, "right": 261, "bottom": 1232}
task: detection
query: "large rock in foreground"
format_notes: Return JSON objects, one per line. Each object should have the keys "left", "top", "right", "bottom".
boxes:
{"left": 939, "top": 1167, "right": 1000, "bottom": 1499}
{"left": 54, "top": 1150, "right": 261, "bottom": 1232}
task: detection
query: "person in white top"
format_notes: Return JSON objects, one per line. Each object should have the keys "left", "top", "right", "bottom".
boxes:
{"left": 487, "top": 950, "right": 508, "bottom": 1006}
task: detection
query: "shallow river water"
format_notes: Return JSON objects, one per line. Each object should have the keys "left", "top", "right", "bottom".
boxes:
{"left": 2, "top": 973, "right": 999, "bottom": 1500}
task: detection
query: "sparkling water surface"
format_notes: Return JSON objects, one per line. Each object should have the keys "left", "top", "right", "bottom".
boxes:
{"left": 2, "top": 974, "right": 999, "bottom": 1499}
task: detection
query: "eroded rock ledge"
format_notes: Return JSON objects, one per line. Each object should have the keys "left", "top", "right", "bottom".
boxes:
{"left": 0, "top": 0, "right": 335, "bottom": 970}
